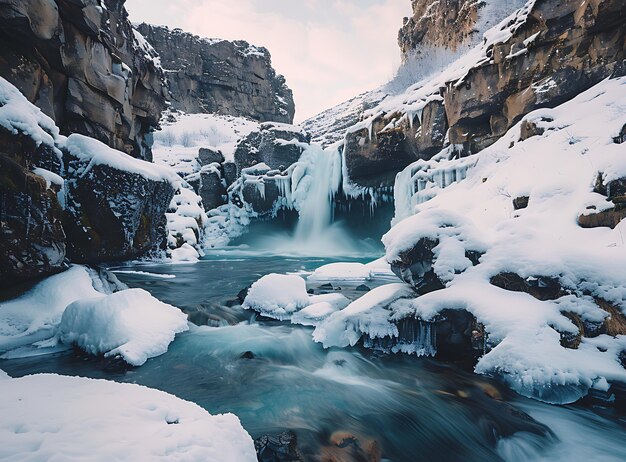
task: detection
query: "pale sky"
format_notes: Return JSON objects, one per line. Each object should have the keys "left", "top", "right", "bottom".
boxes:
{"left": 125, "top": 0, "right": 412, "bottom": 122}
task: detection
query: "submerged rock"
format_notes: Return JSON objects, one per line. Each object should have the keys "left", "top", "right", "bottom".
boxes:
{"left": 255, "top": 431, "right": 304, "bottom": 462}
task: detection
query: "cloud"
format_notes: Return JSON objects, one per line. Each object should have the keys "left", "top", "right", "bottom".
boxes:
{"left": 126, "top": 0, "right": 412, "bottom": 122}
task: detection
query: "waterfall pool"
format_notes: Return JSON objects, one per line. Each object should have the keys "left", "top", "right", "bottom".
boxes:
{"left": 2, "top": 254, "right": 625, "bottom": 461}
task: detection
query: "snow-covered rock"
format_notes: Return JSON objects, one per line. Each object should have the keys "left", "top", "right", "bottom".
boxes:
{"left": 291, "top": 294, "right": 350, "bottom": 327}
{"left": 243, "top": 274, "right": 310, "bottom": 320}
{"left": 377, "top": 76, "right": 626, "bottom": 403}
{"left": 0, "top": 374, "right": 256, "bottom": 461}
{"left": 309, "top": 263, "right": 373, "bottom": 282}
{"left": 313, "top": 283, "right": 416, "bottom": 349}
{"left": 171, "top": 243, "right": 201, "bottom": 263}
{"left": 59, "top": 289, "right": 189, "bottom": 366}
{"left": 0, "top": 266, "right": 101, "bottom": 357}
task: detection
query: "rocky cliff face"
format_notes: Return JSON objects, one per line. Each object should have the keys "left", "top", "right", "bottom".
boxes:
{"left": 398, "top": 0, "right": 527, "bottom": 58}
{"left": 0, "top": 0, "right": 167, "bottom": 161}
{"left": 344, "top": 0, "right": 625, "bottom": 188}
{"left": 135, "top": 24, "right": 295, "bottom": 124}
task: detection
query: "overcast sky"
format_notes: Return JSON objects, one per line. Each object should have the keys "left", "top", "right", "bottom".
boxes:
{"left": 125, "top": 0, "right": 412, "bottom": 122}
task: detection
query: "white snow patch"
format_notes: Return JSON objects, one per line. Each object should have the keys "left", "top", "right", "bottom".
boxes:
{"left": 0, "top": 374, "right": 256, "bottom": 461}
{"left": 58, "top": 289, "right": 189, "bottom": 366}
{"left": 243, "top": 274, "right": 310, "bottom": 320}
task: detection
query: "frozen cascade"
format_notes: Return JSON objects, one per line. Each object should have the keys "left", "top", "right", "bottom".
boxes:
{"left": 363, "top": 319, "right": 437, "bottom": 356}
{"left": 293, "top": 145, "right": 341, "bottom": 242}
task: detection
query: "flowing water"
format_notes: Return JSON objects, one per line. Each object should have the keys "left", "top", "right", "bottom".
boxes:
{"left": 2, "top": 254, "right": 626, "bottom": 462}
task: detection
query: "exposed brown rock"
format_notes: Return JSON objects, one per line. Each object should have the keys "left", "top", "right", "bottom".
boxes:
{"left": 0, "top": 0, "right": 168, "bottom": 161}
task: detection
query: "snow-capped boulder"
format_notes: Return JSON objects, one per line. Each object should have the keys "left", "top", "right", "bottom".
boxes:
{"left": 234, "top": 122, "right": 311, "bottom": 176}
{"left": 243, "top": 274, "right": 310, "bottom": 320}
{"left": 58, "top": 288, "right": 189, "bottom": 366}
{"left": 63, "top": 135, "right": 177, "bottom": 262}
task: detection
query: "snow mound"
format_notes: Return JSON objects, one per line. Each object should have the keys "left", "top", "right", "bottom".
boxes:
{"left": 0, "top": 374, "right": 256, "bottom": 461}
{"left": 309, "top": 263, "right": 373, "bottom": 281}
{"left": 59, "top": 289, "right": 189, "bottom": 366}
{"left": 313, "top": 283, "right": 416, "bottom": 348}
{"left": 170, "top": 243, "right": 201, "bottom": 263}
{"left": 243, "top": 274, "right": 310, "bottom": 320}
{"left": 0, "top": 266, "right": 101, "bottom": 356}
{"left": 291, "top": 294, "right": 350, "bottom": 327}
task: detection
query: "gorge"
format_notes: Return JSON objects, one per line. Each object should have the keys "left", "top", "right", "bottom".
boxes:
{"left": 1, "top": 0, "right": 626, "bottom": 461}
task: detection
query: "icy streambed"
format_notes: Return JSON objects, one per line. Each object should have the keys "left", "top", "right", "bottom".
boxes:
{"left": 2, "top": 255, "right": 626, "bottom": 461}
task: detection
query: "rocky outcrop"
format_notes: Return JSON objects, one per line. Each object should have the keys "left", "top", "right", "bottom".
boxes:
{"left": 0, "top": 0, "right": 167, "bottom": 161}
{"left": 233, "top": 123, "right": 310, "bottom": 175}
{"left": 0, "top": 77, "right": 176, "bottom": 288}
{"left": 63, "top": 136, "right": 174, "bottom": 263}
{"left": 0, "top": 129, "right": 66, "bottom": 287}
{"left": 398, "top": 0, "right": 485, "bottom": 57}
{"left": 345, "top": 0, "right": 625, "bottom": 187}
{"left": 135, "top": 24, "right": 295, "bottom": 124}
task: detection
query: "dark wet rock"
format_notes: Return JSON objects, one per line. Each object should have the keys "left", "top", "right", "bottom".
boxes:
{"left": 255, "top": 431, "right": 304, "bottom": 462}
{"left": 0, "top": 149, "right": 66, "bottom": 288}
{"left": 0, "top": 0, "right": 167, "bottom": 161}
{"left": 199, "top": 168, "right": 227, "bottom": 212}
{"left": 318, "top": 283, "right": 334, "bottom": 291}
{"left": 490, "top": 272, "right": 565, "bottom": 301}
{"left": 389, "top": 237, "right": 446, "bottom": 294}
{"left": 234, "top": 123, "right": 310, "bottom": 175}
{"left": 356, "top": 284, "right": 371, "bottom": 292}
{"left": 240, "top": 351, "right": 256, "bottom": 360}
{"left": 237, "top": 285, "right": 251, "bottom": 303}
{"left": 512, "top": 196, "right": 530, "bottom": 210}
{"left": 63, "top": 151, "right": 175, "bottom": 263}
{"left": 198, "top": 147, "right": 225, "bottom": 166}
{"left": 318, "top": 431, "right": 382, "bottom": 462}
{"left": 222, "top": 161, "right": 238, "bottom": 187}
{"left": 135, "top": 24, "right": 295, "bottom": 124}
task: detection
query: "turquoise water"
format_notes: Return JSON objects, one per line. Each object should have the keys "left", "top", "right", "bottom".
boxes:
{"left": 2, "top": 255, "right": 625, "bottom": 461}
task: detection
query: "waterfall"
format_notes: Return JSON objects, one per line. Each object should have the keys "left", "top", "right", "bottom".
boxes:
{"left": 293, "top": 144, "right": 341, "bottom": 242}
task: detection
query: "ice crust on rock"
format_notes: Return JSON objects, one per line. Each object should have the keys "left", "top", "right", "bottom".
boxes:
{"left": 59, "top": 288, "right": 189, "bottom": 366}
{"left": 313, "top": 283, "right": 416, "bottom": 348}
{"left": 0, "top": 374, "right": 256, "bottom": 461}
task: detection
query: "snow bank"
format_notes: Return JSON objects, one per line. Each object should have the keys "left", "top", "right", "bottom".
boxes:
{"left": 313, "top": 283, "right": 416, "bottom": 348}
{"left": 379, "top": 76, "right": 626, "bottom": 403}
{"left": 0, "top": 374, "right": 256, "bottom": 461}
{"left": 243, "top": 274, "right": 310, "bottom": 320}
{"left": 59, "top": 288, "right": 189, "bottom": 366}
{"left": 0, "top": 266, "right": 101, "bottom": 356}
{"left": 309, "top": 263, "right": 373, "bottom": 281}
